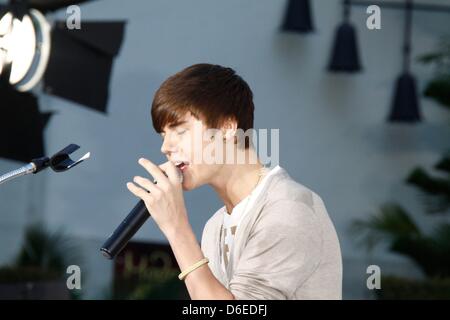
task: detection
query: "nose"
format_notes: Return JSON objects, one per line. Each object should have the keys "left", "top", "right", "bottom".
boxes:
{"left": 160, "top": 134, "right": 177, "bottom": 156}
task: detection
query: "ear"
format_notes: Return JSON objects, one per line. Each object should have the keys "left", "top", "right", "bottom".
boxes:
{"left": 222, "top": 118, "right": 238, "bottom": 141}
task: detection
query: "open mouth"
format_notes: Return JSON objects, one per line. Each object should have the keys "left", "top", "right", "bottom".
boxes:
{"left": 174, "top": 161, "right": 189, "bottom": 172}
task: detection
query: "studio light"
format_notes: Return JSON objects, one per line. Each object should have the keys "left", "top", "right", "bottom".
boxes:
{"left": 388, "top": 72, "right": 421, "bottom": 122}
{"left": 387, "top": 0, "right": 421, "bottom": 122}
{"left": 281, "top": 0, "right": 314, "bottom": 33}
{"left": 0, "top": 0, "right": 124, "bottom": 164}
{"left": 328, "top": 0, "right": 361, "bottom": 72}
{"left": 0, "top": 6, "right": 50, "bottom": 91}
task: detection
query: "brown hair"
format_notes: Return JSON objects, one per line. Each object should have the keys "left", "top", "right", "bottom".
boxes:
{"left": 151, "top": 64, "right": 254, "bottom": 147}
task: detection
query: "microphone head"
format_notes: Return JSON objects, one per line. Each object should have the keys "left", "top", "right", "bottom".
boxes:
{"left": 177, "top": 167, "right": 184, "bottom": 184}
{"left": 160, "top": 166, "right": 184, "bottom": 184}
{"left": 100, "top": 248, "right": 113, "bottom": 259}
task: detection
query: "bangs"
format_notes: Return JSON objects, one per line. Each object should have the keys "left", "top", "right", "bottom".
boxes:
{"left": 151, "top": 102, "right": 198, "bottom": 133}
{"left": 150, "top": 64, "right": 254, "bottom": 145}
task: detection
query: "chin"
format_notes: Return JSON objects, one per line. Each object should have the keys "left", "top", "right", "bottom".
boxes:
{"left": 181, "top": 174, "right": 203, "bottom": 191}
{"left": 182, "top": 183, "right": 196, "bottom": 191}
{"left": 181, "top": 178, "right": 195, "bottom": 191}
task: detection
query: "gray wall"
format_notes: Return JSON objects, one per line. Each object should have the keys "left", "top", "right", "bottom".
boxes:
{"left": 1, "top": 0, "right": 450, "bottom": 299}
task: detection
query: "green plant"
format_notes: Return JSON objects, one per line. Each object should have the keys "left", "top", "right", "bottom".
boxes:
{"left": 418, "top": 37, "right": 450, "bottom": 109}
{"left": 127, "top": 273, "right": 189, "bottom": 300}
{"left": 112, "top": 266, "right": 189, "bottom": 300}
{"left": 0, "top": 266, "right": 59, "bottom": 283}
{"left": 0, "top": 223, "right": 83, "bottom": 299}
{"left": 376, "top": 276, "right": 450, "bottom": 300}
{"left": 407, "top": 159, "right": 450, "bottom": 214}
{"left": 351, "top": 203, "right": 450, "bottom": 278}
{"left": 14, "top": 223, "right": 81, "bottom": 276}
{"left": 351, "top": 37, "right": 450, "bottom": 298}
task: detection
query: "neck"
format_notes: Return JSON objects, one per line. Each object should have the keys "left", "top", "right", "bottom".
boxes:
{"left": 209, "top": 148, "right": 263, "bottom": 214}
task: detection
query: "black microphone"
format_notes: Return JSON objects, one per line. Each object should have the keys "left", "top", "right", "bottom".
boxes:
{"left": 100, "top": 200, "right": 150, "bottom": 259}
{"left": 100, "top": 169, "right": 181, "bottom": 260}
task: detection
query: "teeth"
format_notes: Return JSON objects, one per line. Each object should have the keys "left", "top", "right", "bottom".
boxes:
{"left": 174, "top": 161, "right": 186, "bottom": 168}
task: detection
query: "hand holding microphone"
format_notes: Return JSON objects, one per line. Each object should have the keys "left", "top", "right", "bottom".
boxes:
{"left": 101, "top": 158, "right": 187, "bottom": 259}
{"left": 127, "top": 158, "right": 187, "bottom": 234}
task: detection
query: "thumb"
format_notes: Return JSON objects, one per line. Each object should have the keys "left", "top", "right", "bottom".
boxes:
{"left": 159, "top": 161, "right": 183, "bottom": 185}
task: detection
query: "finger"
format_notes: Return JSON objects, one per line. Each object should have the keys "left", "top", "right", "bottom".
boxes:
{"left": 138, "top": 158, "right": 168, "bottom": 186}
{"left": 159, "top": 161, "right": 182, "bottom": 185}
{"left": 126, "top": 181, "right": 153, "bottom": 201}
{"left": 133, "top": 176, "right": 161, "bottom": 194}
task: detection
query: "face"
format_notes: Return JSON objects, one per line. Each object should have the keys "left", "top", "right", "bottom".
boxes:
{"left": 160, "top": 112, "right": 224, "bottom": 190}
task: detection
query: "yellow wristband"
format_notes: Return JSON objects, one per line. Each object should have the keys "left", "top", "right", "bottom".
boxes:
{"left": 178, "top": 257, "right": 209, "bottom": 281}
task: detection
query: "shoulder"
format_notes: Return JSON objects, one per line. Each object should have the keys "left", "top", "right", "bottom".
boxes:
{"left": 201, "top": 206, "right": 224, "bottom": 238}
{"left": 267, "top": 167, "right": 317, "bottom": 207}
{"left": 256, "top": 168, "right": 324, "bottom": 234}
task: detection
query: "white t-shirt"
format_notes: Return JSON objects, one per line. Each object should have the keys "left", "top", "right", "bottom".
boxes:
{"left": 220, "top": 165, "right": 281, "bottom": 273}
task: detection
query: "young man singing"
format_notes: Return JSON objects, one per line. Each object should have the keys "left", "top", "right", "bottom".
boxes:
{"left": 126, "top": 64, "right": 342, "bottom": 300}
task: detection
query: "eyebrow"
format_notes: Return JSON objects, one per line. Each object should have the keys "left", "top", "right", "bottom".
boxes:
{"left": 161, "top": 120, "right": 188, "bottom": 133}
{"left": 169, "top": 120, "right": 188, "bottom": 128}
